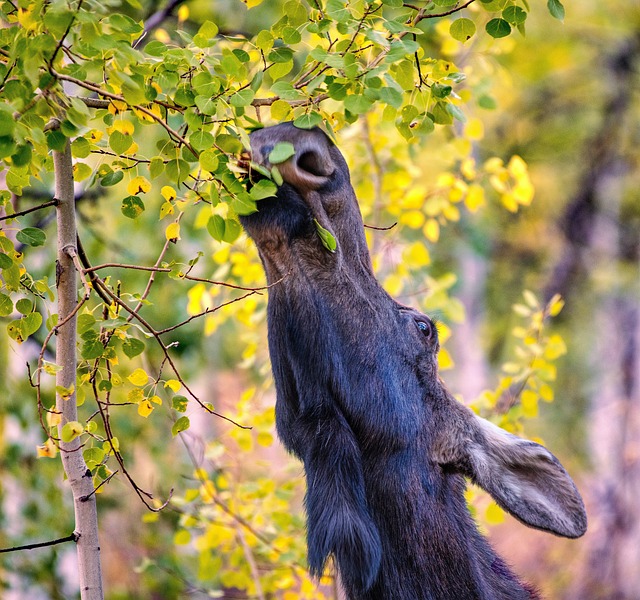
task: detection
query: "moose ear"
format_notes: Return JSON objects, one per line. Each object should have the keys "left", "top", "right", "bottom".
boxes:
{"left": 462, "top": 416, "right": 587, "bottom": 538}
{"left": 433, "top": 403, "right": 587, "bottom": 539}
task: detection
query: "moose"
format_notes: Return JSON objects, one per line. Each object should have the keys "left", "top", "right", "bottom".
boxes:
{"left": 240, "top": 123, "right": 587, "bottom": 600}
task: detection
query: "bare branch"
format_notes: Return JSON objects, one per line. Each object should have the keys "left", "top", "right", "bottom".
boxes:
{"left": 0, "top": 199, "right": 58, "bottom": 222}
{"left": 0, "top": 533, "right": 78, "bottom": 554}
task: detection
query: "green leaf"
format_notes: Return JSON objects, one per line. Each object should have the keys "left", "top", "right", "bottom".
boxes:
{"left": 172, "top": 395, "right": 188, "bottom": 412}
{"left": 123, "top": 337, "right": 145, "bottom": 359}
{"left": 81, "top": 337, "right": 104, "bottom": 360}
{"left": 16, "top": 227, "right": 46, "bottom": 247}
{"left": 46, "top": 130, "right": 67, "bottom": 152}
{"left": 314, "top": 219, "right": 337, "bottom": 253}
{"left": 15, "top": 298, "right": 32, "bottom": 315}
{"left": 344, "top": 94, "right": 374, "bottom": 115}
{"left": 199, "top": 149, "right": 219, "bottom": 172}
{"left": 0, "top": 253, "right": 13, "bottom": 269}
{"left": 268, "top": 142, "right": 295, "bottom": 165}
{"left": 293, "top": 112, "right": 322, "bottom": 129}
{"left": 172, "top": 416, "right": 190, "bottom": 436}
{"left": 207, "top": 215, "right": 225, "bottom": 241}
{"left": 250, "top": 179, "right": 278, "bottom": 200}
{"left": 378, "top": 87, "right": 403, "bottom": 109}
{"left": 84, "top": 447, "right": 105, "bottom": 469}
{"left": 503, "top": 6, "right": 527, "bottom": 24}
{"left": 547, "top": 0, "right": 565, "bottom": 20}
{"left": 229, "top": 89, "right": 255, "bottom": 107}
{"left": 193, "top": 20, "right": 219, "bottom": 47}
{"left": 121, "top": 196, "right": 145, "bottom": 219}
{"left": 109, "top": 131, "right": 133, "bottom": 155}
{"left": 11, "top": 144, "right": 32, "bottom": 168}
{"left": 486, "top": 18, "right": 512, "bottom": 38}
{"left": 0, "top": 293, "right": 13, "bottom": 317}
{"left": 432, "top": 84, "right": 452, "bottom": 99}
{"left": 450, "top": 18, "right": 476, "bottom": 42}
{"left": 144, "top": 40, "right": 167, "bottom": 56}
{"left": 61, "top": 421, "right": 84, "bottom": 443}
{"left": 189, "top": 131, "right": 215, "bottom": 152}
{"left": 101, "top": 170, "right": 124, "bottom": 187}
{"left": 0, "top": 107, "right": 15, "bottom": 136}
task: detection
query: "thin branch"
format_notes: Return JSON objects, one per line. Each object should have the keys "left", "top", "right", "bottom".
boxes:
{"left": 364, "top": 221, "right": 397, "bottom": 231}
{"left": 64, "top": 245, "right": 92, "bottom": 300}
{"left": 418, "top": 0, "right": 476, "bottom": 20}
{"left": 0, "top": 199, "right": 58, "bottom": 222}
{"left": 0, "top": 533, "right": 78, "bottom": 553}
{"left": 156, "top": 291, "right": 259, "bottom": 335}
{"left": 79, "top": 470, "right": 119, "bottom": 502}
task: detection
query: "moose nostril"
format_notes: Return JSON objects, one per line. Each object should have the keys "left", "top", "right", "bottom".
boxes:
{"left": 297, "top": 150, "right": 331, "bottom": 177}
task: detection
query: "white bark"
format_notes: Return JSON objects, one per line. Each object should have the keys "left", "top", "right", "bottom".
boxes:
{"left": 54, "top": 142, "right": 104, "bottom": 600}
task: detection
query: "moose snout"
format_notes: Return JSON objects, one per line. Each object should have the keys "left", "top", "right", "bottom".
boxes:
{"left": 250, "top": 123, "right": 336, "bottom": 194}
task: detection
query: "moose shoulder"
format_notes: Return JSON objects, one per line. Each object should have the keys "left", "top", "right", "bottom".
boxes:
{"left": 240, "top": 123, "right": 586, "bottom": 600}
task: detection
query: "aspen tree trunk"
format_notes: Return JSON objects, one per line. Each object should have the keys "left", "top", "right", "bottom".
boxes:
{"left": 53, "top": 141, "right": 104, "bottom": 600}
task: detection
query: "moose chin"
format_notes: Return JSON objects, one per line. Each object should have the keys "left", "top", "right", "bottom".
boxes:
{"left": 240, "top": 122, "right": 587, "bottom": 600}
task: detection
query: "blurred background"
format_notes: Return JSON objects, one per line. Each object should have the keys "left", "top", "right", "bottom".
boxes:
{"left": 0, "top": 0, "right": 639, "bottom": 598}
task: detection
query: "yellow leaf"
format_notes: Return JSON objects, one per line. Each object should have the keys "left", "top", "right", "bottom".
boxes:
{"left": 159, "top": 202, "right": 174, "bottom": 219}
{"left": 154, "top": 28, "right": 170, "bottom": 43}
{"left": 257, "top": 431, "right": 273, "bottom": 447}
{"left": 149, "top": 395, "right": 163, "bottom": 405}
{"left": 465, "top": 184, "right": 485, "bottom": 212}
{"left": 36, "top": 438, "right": 58, "bottom": 458}
{"left": 464, "top": 118, "right": 484, "bottom": 141}
{"left": 111, "top": 119, "right": 134, "bottom": 135}
{"left": 47, "top": 410, "right": 62, "bottom": 428}
{"left": 174, "top": 530, "right": 191, "bottom": 545}
{"left": 521, "top": 389, "right": 538, "bottom": 418}
{"left": 165, "top": 222, "right": 180, "bottom": 241}
{"left": 423, "top": 219, "right": 440, "bottom": 243}
{"left": 164, "top": 379, "right": 181, "bottom": 393}
{"left": 161, "top": 186, "right": 177, "bottom": 201}
{"left": 438, "top": 347, "right": 454, "bottom": 370}
{"left": 485, "top": 502, "right": 505, "bottom": 524}
{"left": 507, "top": 155, "right": 528, "bottom": 178}
{"left": 382, "top": 274, "right": 403, "bottom": 296}
{"left": 127, "top": 388, "right": 144, "bottom": 403}
{"left": 403, "top": 241, "right": 431, "bottom": 268}
{"left": 123, "top": 142, "right": 139, "bottom": 156}
{"left": 127, "top": 176, "right": 151, "bottom": 195}
{"left": 399, "top": 210, "right": 425, "bottom": 229}
{"left": 127, "top": 368, "right": 149, "bottom": 387}
{"left": 539, "top": 384, "right": 554, "bottom": 402}
{"left": 177, "top": 4, "right": 189, "bottom": 21}
{"left": 138, "top": 399, "right": 154, "bottom": 418}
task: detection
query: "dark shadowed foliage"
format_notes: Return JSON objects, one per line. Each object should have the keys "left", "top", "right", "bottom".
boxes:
{"left": 240, "top": 123, "right": 587, "bottom": 600}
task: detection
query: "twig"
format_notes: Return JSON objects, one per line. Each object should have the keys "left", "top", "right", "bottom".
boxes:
{"left": 0, "top": 533, "right": 79, "bottom": 553}
{"left": 156, "top": 291, "right": 259, "bottom": 335}
{"left": 0, "top": 199, "right": 58, "bottom": 222}
{"left": 364, "top": 221, "right": 397, "bottom": 231}
{"left": 79, "top": 470, "right": 119, "bottom": 502}
{"left": 64, "top": 245, "right": 92, "bottom": 300}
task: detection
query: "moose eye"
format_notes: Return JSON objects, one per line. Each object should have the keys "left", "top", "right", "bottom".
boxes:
{"left": 415, "top": 319, "right": 433, "bottom": 338}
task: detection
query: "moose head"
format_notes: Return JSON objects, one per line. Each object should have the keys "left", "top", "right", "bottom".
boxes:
{"left": 240, "top": 122, "right": 587, "bottom": 600}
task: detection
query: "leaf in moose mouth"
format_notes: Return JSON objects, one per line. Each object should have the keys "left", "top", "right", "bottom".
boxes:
{"left": 268, "top": 142, "right": 296, "bottom": 164}
{"left": 314, "top": 219, "right": 337, "bottom": 253}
